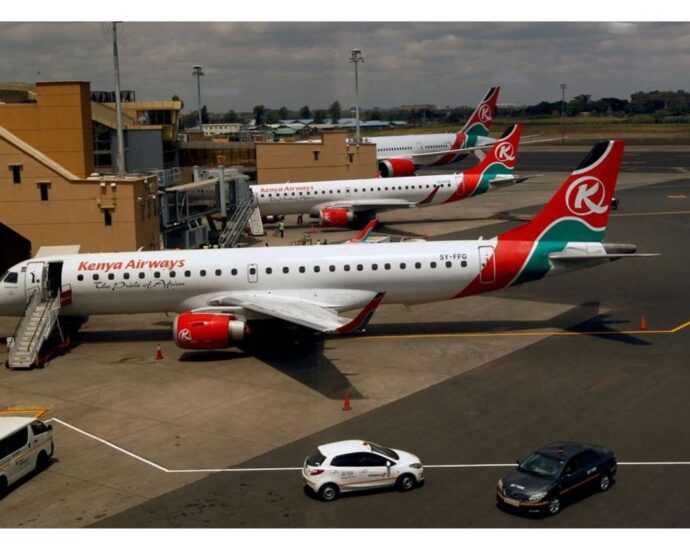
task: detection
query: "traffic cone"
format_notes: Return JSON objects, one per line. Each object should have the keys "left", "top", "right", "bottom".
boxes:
{"left": 155, "top": 344, "right": 164, "bottom": 360}
{"left": 342, "top": 391, "right": 352, "bottom": 411}
{"left": 639, "top": 316, "right": 647, "bottom": 331}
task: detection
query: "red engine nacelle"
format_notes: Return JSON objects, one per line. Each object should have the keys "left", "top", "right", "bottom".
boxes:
{"left": 319, "top": 207, "right": 355, "bottom": 227}
{"left": 262, "top": 215, "right": 279, "bottom": 224}
{"left": 173, "top": 312, "right": 247, "bottom": 350}
{"left": 378, "top": 158, "right": 417, "bottom": 178}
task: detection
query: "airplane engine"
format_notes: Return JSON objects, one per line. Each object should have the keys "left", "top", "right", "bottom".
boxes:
{"left": 378, "top": 158, "right": 417, "bottom": 178}
{"left": 319, "top": 207, "right": 355, "bottom": 227}
{"left": 173, "top": 312, "right": 247, "bottom": 350}
{"left": 262, "top": 215, "right": 279, "bottom": 224}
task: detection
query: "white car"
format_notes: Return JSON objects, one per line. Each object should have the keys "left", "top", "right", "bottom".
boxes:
{"left": 302, "top": 439, "right": 424, "bottom": 501}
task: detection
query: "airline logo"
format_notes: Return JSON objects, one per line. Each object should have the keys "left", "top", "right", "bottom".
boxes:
{"left": 495, "top": 142, "right": 516, "bottom": 163}
{"left": 565, "top": 177, "right": 608, "bottom": 216}
{"left": 178, "top": 328, "right": 193, "bottom": 342}
{"left": 78, "top": 259, "right": 186, "bottom": 272}
{"left": 477, "top": 103, "right": 493, "bottom": 124}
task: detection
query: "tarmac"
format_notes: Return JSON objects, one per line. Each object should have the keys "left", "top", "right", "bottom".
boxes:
{"left": 0, "top": 146, "right": 688, "bottom": 527}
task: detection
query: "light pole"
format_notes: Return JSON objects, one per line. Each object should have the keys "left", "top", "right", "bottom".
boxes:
{"left": 350, "top": 49, "right": 364, "bottom": 144}
{"left": 560, "top": 83, "right": 566, "bottom": 145}
{"left": 112, "top": 22, "right": 126, "bottom": 175}
{"left": 193, "top": 65, "right": 205, "bottom": 129}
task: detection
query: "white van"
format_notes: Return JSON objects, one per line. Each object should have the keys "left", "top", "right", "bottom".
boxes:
{"left": 0, "top": 417, "right": 54, "bottom": 496}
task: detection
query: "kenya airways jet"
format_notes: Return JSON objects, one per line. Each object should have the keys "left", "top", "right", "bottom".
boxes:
{"left": 371, "top": 86, "right": 501, "bottom": 177}
{"left": 254, "top": 124, "right": 526, "bottom": 228}
{"left": 0, "top": 141, "right": 653, "bottom": 353}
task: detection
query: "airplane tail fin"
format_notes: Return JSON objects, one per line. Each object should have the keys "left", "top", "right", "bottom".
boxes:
{"left": 502, "top": 140, "right": 624, "bottom": 243}
{"left": 347, "top": 218, "right": 377, "bottom": 243}
{"left": 460, "top": 86, "right": 500, "bottom": 137}
{"left": 464, "top": 123, "right": 521, "bottom": 179}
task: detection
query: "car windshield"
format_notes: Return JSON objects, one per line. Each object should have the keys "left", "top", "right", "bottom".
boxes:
{"left": 518, "top": 453, "right": 564, "bottom": 478}
{"left": 306, "top": 450, "right": 326, "bottom": 467}
{"left": 367, "top": 442, "right": 399, "bottom": 460}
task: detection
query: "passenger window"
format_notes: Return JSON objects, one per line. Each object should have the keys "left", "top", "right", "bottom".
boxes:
{"left": 415, "top": 262, "right": 421, "bottom": 269}
{"left": 299, "top": 266, "right": 306, "bottom": 273}
{"left": 231, "top": 269, "right": 238, "bottom": 276}
{"left": 139, "top": 272, "right": 145, "bottom": 279}
{"left": 77, "top": 274, "right": 84, "bottom": 281}
{"left": 445, "top": 261, "right": 452, "bottom": 268}
{"left": 92, "top": 274, "right": 99, "bottom": 281}
{"left": 266, "top": 267, "right": 273, "bottom": 274}
{"left": 430, "top": 262, "right": 437, "bottom": 268}
{"left": 215, "top": 269, "right": 222, "bottom": 276}
{"left": 249, "top": 267, "right": 257, "bottom": 275}
{"left": 344, "top": 265, "right": 351, "bottom": 271}
{"left": 108, "top": 273, "right": 115, "bottom": 280}
{"left": 329, "top": 265, "right": 335, "bottom": 272}
{"left": 461, "top": 260, "right": 467, "bottom": 268}
{"left": 372, "top": 264, "right": 378, "bottom": 270}
{"left": 400, "top": 263, "right": 406, "bottom": 269}
{"left": 170, "top": 271, "right": 176, "bottom": 278}
{"left": 283, "top": 267, "right": 289, "bottom": 274}
{"left": 357, "top": 264, "right": 363, "bottom": 271}
{"left": 124, "top": 273, "right": 130, "bottom": 280}
{"left": 384, "top": 263, "right": 391, "bottom": 270}
{"left": 2, "top": 427, "right": 28, "bottom": 457}
{"left": 314, "top": 266, "right": 320, "bottom": 273}
{"left": 331, "top": 453, "right": 363, "bottom": 468}
{"left": 200, "top": 270, "right": 207, "bottom": 277}
{"left": 154, "top": 271, "right": 161, "bottom": 278}
{"left": 358, "top": 453, "right": 389, "bottom": 467}
{"left": 185, "top": 270, "right": 191, "bottom": 277}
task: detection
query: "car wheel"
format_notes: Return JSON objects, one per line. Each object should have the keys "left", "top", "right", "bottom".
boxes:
{"left": 36, "top": 451, "right": 49, "bottom": 472}
{"left": 396, "top": 473, "right": 416, "bottom": 492}
{"left": 319, "top": 483, "right": 339, "bottom": 502}
{"left": 547, "top": 496, "right": 561, "bottom": 515}
{"left": 598, "top": 472, "right": 611, "bottom": 492}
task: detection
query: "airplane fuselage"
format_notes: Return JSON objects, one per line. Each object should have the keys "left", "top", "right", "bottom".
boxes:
{"left": 0, "top": 238, "right": 541, "bottom": 318}
{"left": 252, "top": 173, "right": 460, "bottom": 217}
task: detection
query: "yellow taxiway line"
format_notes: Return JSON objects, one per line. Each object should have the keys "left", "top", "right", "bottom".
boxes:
{"left": 359, "top": 320, "right": 690, "bottom": 342}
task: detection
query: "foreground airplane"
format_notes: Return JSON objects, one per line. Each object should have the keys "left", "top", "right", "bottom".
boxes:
{"left": 370, "top": 86, "right": 501, "bottom": 177}
{"left": 0, "top": 140, "right": 653, "bottom": 352}
{"left": 253, "top": 124, "right": 527, "bottom": 227}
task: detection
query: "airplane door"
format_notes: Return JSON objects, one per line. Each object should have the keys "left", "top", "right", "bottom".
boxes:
{"left": 247, "top": 263, "right": 259, "bottom": 283}
{"left": 478, "top": 246, "right": 496, "bottom": 284}
{"left": 25, "top": 261, "right": 47, "bottom": 300}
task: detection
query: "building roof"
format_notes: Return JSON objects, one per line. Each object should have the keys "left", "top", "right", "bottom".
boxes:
{"left": 0, "top": 416, "right": 36, "bottom": 437}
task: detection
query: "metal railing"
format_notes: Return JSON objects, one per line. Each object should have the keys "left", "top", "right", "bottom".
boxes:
{"left": 217, "top": 194, "right": 259, "bottom": 248}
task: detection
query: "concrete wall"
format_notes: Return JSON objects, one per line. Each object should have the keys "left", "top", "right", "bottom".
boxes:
{"left": 256, "top": 131, "right": 377, "bottom": 184}
{"left": 111, "top": 128, "right": 165, "bottom": 173}
{"left": 0, "top": 131, "right": 160, "bottom": 255}
{"left": 0, "top": 82, "right": 94, "bottom": 178}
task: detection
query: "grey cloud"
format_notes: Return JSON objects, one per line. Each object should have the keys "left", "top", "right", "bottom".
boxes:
{"left": 0, "top": 22, "right": 689, "bottom": 112}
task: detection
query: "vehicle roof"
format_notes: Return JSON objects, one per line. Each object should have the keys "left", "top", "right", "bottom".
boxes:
{"left": 318, "top": 440, "right": 373, "bottom": 456}
{"left": 0, "top": 416, "right": 36, "bottom": 437}
{"left": 536, "top": 441, "right": 605, "bottom": 460}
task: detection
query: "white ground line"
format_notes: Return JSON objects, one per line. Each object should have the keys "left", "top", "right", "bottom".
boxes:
{"left": 44, "top": 418, "right": 690, "bottom": 474}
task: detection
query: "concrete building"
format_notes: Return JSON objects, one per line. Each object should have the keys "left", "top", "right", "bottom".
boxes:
{"left": 256, "top": 131, "right": 376, "bottom": 184}
{"left": 0, "top": 81, "right": 162, "bottom": 265}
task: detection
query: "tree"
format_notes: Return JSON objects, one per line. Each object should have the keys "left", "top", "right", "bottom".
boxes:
{"left": 200, "top": 105, "right": 209, "bottom": 124}
{"left": 266, "top": 110, "right": 281, "bottom": 124}
{"left": 222, "top": 110, "right": 238, "bottom": 123}
{"left": 299, "top": 105, "right": 312, "bottom": 119}
{"left": 313, "top": 109, "right": 327, "bottom": 124}
{"left": 328, "top": 100, "right": 342, "bottom": 123}
{"left": 171, "top": 94, "right": 184, "bottom": 110}
{"left": 278, "top": 106, "right": 289, "bottom": 120}
{"left": 253, "top": 104, "right": 266, "bottom": 125}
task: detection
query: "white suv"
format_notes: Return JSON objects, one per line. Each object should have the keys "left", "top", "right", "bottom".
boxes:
{"left": 302, "top": 440, "right": 424, "bottom": 501}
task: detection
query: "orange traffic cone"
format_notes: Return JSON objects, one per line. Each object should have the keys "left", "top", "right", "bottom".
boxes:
{"left": 639, "top": 316, "right": 647, "bottom": 331}
{"left": 342, "top": 391, "right": 352, "bottom": 411}
{"left": 155, "top": 344, "right": 164, "bottom": 360}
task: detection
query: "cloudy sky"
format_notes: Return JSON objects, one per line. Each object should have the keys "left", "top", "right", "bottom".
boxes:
{"left": 1, "top": 21, "right": 689, "bottom": 113}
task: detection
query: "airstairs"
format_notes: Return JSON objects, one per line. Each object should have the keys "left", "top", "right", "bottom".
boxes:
{"left": 247, "top": 205, "right": 265, "bottom": 236}
{"left": 217, "top": 194, "right": 260, "bottom": 248}
{"left": 6, "top": 289, "right": 67, "bottom": 370}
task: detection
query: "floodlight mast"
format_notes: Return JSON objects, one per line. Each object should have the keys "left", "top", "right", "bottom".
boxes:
{"left": 350, "top": 49, "right": 364, "bottom": 144}
{"left": 193, "top": 65, "right": 205, "bottom": 128}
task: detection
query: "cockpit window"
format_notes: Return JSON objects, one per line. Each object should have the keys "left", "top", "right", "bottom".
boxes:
{"left": 2, "top": 271, "right": 18, "bottom": 284}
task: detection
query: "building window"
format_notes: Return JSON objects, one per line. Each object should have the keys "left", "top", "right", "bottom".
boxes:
{"left": 104, "top": 209, "right": 112, "bottom": 226}
{"left": 313, "top": 150, "right": 320, "bottom": 161}
{"left": 10, "top": 165, "right": 22, "bottom": 184}
{"left": 39, "top": 183, "right": 49, "bottom": 201}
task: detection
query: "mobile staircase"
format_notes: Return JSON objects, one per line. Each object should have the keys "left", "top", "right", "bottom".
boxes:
{"left": 6, "top": 287, "right": 69, "bottom": 370}
{"left": 217, "top": 194, "right": 261, "bottom": 248}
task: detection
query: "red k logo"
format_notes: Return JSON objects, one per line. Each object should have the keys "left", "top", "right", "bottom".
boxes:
{"left": 565, "top": 177, "right": 608, "bottom": 216}
{"left": 495, "top": 142, "right": 515, "bottom": 163}
{"left": 477, "top": 103, "right": 492, "bottom": 123}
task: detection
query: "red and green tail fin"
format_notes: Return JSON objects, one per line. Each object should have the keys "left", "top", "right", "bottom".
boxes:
{"left": 460, "top": 86, "right": 500, "bottom": 137}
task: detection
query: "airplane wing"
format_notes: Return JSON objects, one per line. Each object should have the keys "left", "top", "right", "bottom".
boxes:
{"left": 208, "top": 291, "right": 385, "bottom": 334}
{"left": 316, "top": 198, "right": 416, "bottom": 213}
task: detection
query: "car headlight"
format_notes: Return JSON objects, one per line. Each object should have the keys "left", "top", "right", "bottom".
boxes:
{"left": 528, "top": 492, "right": 547, "bottom": 502}
{"left": 497, "top": 479, "right": 503, "bottom": 491}
{"left": 409, "top": 463, "right": 423, "bottom": 470}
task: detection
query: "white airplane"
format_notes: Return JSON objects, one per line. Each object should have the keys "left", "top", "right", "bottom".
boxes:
{"left": 253, "top": 124, "right": 527, "bottom": 227}
{"left": 0, "top": 140, "right": 653, "bottom": 353}
{"left": 369, "top": 86, "right": 501, "bottom": 177}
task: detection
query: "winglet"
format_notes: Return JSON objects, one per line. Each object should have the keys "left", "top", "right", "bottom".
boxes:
{"left": 335, "top": 292, "right": 385, "bottom": 334}
{"left": 347, "top": 218, "right": 378, "bottom": 243}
